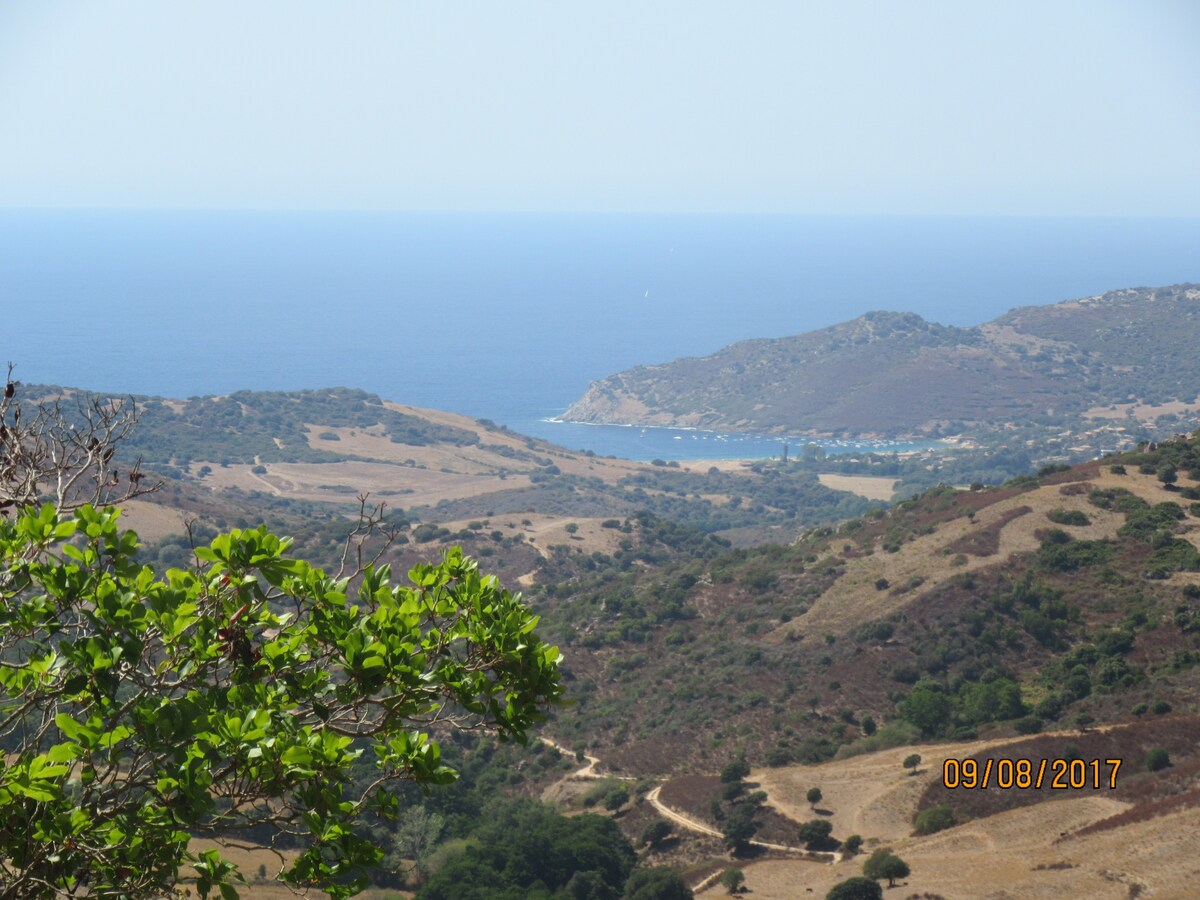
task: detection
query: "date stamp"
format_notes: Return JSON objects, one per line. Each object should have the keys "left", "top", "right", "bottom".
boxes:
{"left": 942, "top": 757, "right": 1122, "bottom": 790}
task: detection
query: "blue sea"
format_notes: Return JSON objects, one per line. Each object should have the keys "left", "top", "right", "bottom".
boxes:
{"left": 3, "top": 210, "right": 1199, "bottom": 460}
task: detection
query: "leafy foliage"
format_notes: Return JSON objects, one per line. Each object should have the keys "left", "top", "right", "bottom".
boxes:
{"left": 797, "top": 818, "right": 834, "bottom": 849}
{"left": 718, "top": 867, "right": 745, "bottom": 893}
{"left": 913, "top": 804, "right": 957, "bottom": 836}
{"left": 827, "top": 876, "right": 883, "bottom": 900}
{"left": 862, "top": 849, "right": 910, "bottom": 886}
{"left": 0, "top": 506, "right": 562, "bottom": 898}
{"left": 415, "top": 799, "right": 635, "bottom": 900}
{"left": 624, "top": 867, "right": 695, "bottom": 900}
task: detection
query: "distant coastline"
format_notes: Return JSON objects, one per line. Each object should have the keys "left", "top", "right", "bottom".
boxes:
{"left": 524, "top": 416, "right": 947, "bottom": 463}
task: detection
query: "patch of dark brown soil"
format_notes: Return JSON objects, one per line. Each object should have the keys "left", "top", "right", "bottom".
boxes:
{"left": 917, "top": 716, "right": 1200, "bottom": 827}
{"left": 944, "top": 505, "right": 1032, "bottom": 557}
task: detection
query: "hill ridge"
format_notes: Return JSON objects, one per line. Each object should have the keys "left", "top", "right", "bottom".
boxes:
{"left": 562, "top": 283, "right": 1200, "bottom": 436}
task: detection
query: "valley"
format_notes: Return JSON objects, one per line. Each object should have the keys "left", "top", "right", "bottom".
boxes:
{"left": 6, "top": 371, "right": 1200, "bottom": 898}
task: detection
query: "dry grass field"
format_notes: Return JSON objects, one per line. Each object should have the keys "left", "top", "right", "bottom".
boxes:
{"left": 690, "top": 724, "right": 1200, "bottom": 899}
{"left": 1085, "top": 399, "right": 1200, "bottom": 423}
{"left": 117, "top": 498, "right": 192, "bottom": 542}
{"left": 816, "top": 473, "right": 898, "bottom": 501}
{"left": 178, "top": 404, "right": 656, "bottom": 520}
{"left": 195, "top": 458, "right": 536, "bottom": 508}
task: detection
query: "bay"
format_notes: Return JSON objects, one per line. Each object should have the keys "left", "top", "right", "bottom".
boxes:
{"left": 3, "top": 210, "right": 1198, "bottom": 460}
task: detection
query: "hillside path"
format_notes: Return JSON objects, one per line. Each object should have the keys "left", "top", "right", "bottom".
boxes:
{"left": 541, "top": 736, "right": 828, "bottom": 859}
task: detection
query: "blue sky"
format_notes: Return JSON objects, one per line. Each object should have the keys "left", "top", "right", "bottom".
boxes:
{"left": 0, "top": 1, "right": 1197, "bottom": 214}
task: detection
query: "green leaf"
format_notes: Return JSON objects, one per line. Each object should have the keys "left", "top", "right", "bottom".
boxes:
{"left": 46, "top": 742, "right": 83, "bottom": 763}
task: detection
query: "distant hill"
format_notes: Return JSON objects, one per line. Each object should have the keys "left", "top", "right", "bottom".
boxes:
{"left": 11, "top": 382, "right": 887, "bottom": 578}
{"left": 561, "top": 284, "right": 1200, "bottom": 436}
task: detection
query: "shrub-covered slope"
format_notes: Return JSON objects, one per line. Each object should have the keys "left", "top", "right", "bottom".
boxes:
{"left": 540, "top": 433, "right": 1200, "bottom": 776}
{"left": 563, "top": 284, "right": 1200, "bottom": 435}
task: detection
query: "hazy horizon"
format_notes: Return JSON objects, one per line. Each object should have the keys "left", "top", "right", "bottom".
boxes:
{"left": 2, "top": 2, "right": 1198, "bottom": 216}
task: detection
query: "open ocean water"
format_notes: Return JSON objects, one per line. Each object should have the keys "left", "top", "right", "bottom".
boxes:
{"left": 2, "top": 210, "right": 1199, "bottom": 461}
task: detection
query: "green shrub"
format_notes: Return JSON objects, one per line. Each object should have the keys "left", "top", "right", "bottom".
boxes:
{"left": 1146, "top": 747, "right": 1171, "bottom": 771}
{"left": 913, "top": 804, "right": 956, "bottom": 835}
{"left": 1047, "top": 508, "right": 1090, "bottom": 526}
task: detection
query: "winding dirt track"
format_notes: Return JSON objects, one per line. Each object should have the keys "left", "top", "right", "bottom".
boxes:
{"left": 542, "top": 737, "right": 825, "bottom": 858}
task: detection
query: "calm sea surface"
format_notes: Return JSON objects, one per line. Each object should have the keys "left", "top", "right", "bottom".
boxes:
{"left": 3, "top": 211, "right": 1198, "bottom": 460}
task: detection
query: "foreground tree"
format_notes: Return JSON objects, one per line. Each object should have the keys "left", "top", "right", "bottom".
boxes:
{"left": 0, "top": 506, "right": 563, "bottom": 898}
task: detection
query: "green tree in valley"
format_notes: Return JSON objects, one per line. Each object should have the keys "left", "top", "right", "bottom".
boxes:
{"left": 826, "top": 876, "right": 883, "bottom": 900}
{"left": 825, "top": 883, "right": 883, "bottom": 900}
{"left": 807, "top": 786, "right": 823, "bottom": 805}
{"left": 903, "top": 753, "right": 922, "bottom": 775}
{"left": 797, "top": 818, "right": 834, "bottom": 849}
{"left": 722, "top": 804, "right": 760, "bottom": 856}
{"left": 720, "top": 752, "right": 751, "bottom": 783}
{"left": 719, "top": 867, "right": 746, "bottom": 893}
{"left": 604, "top": 783, "right": 631, "bottom": 811}
{"left": 863, "top": 849, "right": 911, "bottom": 887}
{"left": 386, "top": 805, "right": 445, "bottom": 885}
{"left": 640, "top": 818, "right": 673, "bottom": 848}
{"left": 899, "top": 680, "right": 953, "bottom": 736}
{"left": 1146, "top": 747, "right": 1171, "bottom": 771}
{"left": 624, "top": 866, "right": 695, "bottom": 900}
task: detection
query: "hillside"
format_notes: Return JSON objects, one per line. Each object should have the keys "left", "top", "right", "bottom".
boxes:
{"left": 539, "top": 433, "right": 1200, "bottom": 778}
{"left": 562, "top": 283, "right": 1200, "bottom": 437}
{"left": 515, "top": 434, "right": 1200, "bottom": 895}
{"left": 11, "top": 384, "right": 886, "bottom": 583}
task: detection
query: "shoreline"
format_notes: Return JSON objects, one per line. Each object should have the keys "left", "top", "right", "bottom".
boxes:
{"left": 537, "top": 416, "right": 952, "bottom": 456}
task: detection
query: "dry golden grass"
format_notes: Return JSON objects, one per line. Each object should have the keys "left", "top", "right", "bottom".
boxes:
{"left": 816, "top": 474, "right": 897, "bottom": 501}
{"left": 171, "top": 403, "right": 657, "bottom": 512}
{"left": 1085, "top": 399, "right": 1200, "bottom": 423}
{"left": 438, "top": 513, "right": 629, "bottom": 558}
{"left": 118, "top": 499, "right": 191, "bottom": 542}
{"left": 194, "top": 460, "right": 533, "bottom": 508}
{"left": 699, "top": 724, "right": 1200, "bottom": 899}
